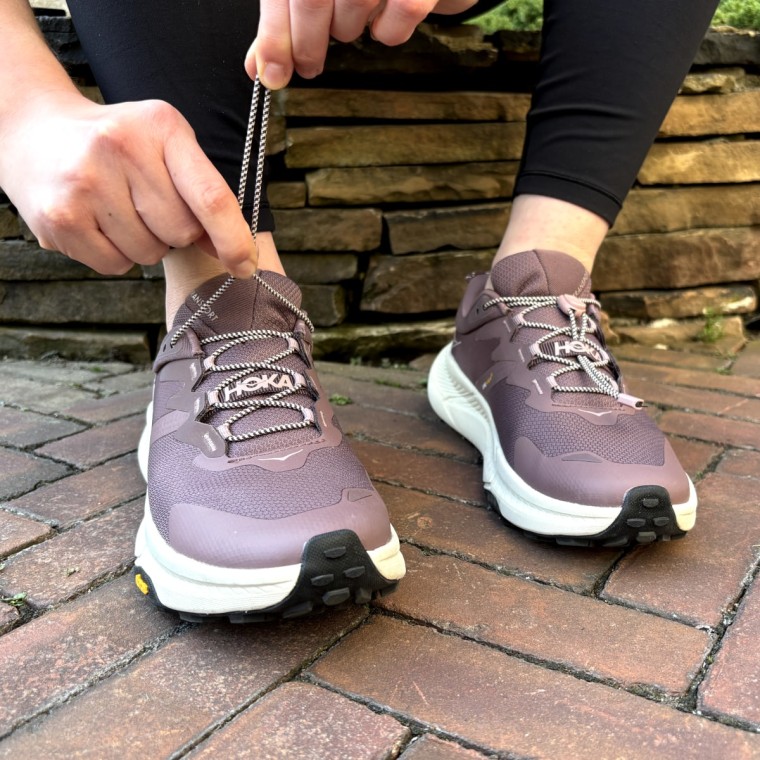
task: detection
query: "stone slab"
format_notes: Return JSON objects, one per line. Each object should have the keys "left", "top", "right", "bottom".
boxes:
{"left": 681, "top": 68, "right": 752, "bottom": 95}
{"left": 695, "top": 28, "right": 760, "bottom": 66}
{"left": 285, "top": 123, "right": 526, "bottom": 168}
{"left": 267, "top": 181, "right": 306, "bottom": 209}
{"left": 600, "top": 285, "right": 757, "bottom": 319}
{"left": 362, "top": 250, "right": 493, "bottom": 313}
{"left": 387, "top": 204, "right": 510, "bottom": 254}
{"left": 0, "top": 280, "right": 165, "bottom": 325}
{"left": 639, "top": 141, "right": 760, "bottom": 185}
{"left": 312, "top": 319, "right": 454, "bottom": 362}
{"left": 272, "top": 208, "right": 382, "bottom": 251}
{"left": 660, "top": 91, "right": 760, "bottom": 137}
{"left": 324, "top": 23, "right": 498, "bottom": 75}
{"left": 277, "top": 88, "right": 531, "bottom": 121}
{"left": 0, "top": 240, "right": 140, "bottom": 281}
{"left": 300, "top": 284, "right": 347, "bottom": 327}
{"left": 594, "top": 227, "right": 760, "bottom": 291}
{"left": 280, "top": 253, "right": 358, "bottom": 284}
{"left": 0, "top": 206, "right": 19, "bottom": 239}
{"left": 613, "top": 185, "right": 760, "bottom": 236}
{"left": 307, "top": 162, "right": 518, "bottom": 207}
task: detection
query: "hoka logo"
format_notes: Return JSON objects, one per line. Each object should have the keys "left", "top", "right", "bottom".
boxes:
{"left": 224, "top": 373, "right": 295, "bottom": 401}
{"left": 554, "top": 341, "right": 605, "bottom": 363}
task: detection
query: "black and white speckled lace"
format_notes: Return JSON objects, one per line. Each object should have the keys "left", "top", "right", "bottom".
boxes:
{"left": 484, "top": 293, "right": 622, "bottom": 398}
{"left": 170, "top": 78, "right": 319, "bottom": 445}
{"left": 172, "top": 75, "right": 273, "bottom": 348}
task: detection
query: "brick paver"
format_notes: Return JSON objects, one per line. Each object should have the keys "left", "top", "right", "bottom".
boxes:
{"left": 309, "top": 616, "right": 760, "bottom": 758}
{"left": 698, "top": 576, "right": 760, "bottom": 728}
{"left": 0, "top": 407, "right": 84, "bottom": 448}
{"left": 377, "top": 545, "right": 710, "bottom": 695}
{"left": 0, "top": 447, "right": 69, "bottom": 501}
{"left": 6, "top": 454, "right": 144, "bottom": 527}
{"left": 603, "top": 472, "right": 760, "bottom": 627}
{"left": 0, "top": 344, "right": 757, "bottom": 757}
{"left": 35, "top": 414, "right": 144, "bottom": 468}
{"left": 188, "top": 682, "right": 410, "bottom": 759}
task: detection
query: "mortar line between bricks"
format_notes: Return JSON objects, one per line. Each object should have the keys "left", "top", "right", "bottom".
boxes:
{"left": 299, "top": 669, "right": 519, "bottom": 760}
{"left": 0, "top": 485, "right": 145, "bottom": 532}
{"left": 0, "top": 619, "right": 190, "bottom": 743}
{"left": 348, "top": 431, "right": 480, "bottom": 466}
{"left": 680, "top": 552, "right": 760, "bottom": 724}
{"left": 366, "top": 609, "right": 760, "bottom": 737}
{"left": 368, "top": 475, "right": 488, "bottom": 508}
{"left": 373, "top": 607, "right": 694, "bottom": 707}
{"left": 167, "top": 609, "right": 372, "bottom": 760}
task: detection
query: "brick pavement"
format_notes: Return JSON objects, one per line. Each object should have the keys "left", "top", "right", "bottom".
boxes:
{"left": 0, "top": 342, "right": 758, "bottom": 758}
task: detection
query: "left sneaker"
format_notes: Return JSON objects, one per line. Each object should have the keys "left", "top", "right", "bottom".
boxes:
{"left": 427, "top": 249, "right": 697, "bottom": 547}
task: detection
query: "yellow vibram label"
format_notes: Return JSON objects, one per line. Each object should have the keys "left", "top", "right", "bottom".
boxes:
{"left": 134, "top": 573, "right": 149, "bottom": 595}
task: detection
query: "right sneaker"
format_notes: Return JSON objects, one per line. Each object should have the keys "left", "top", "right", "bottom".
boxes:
{"left": 427, "top": 249, "right": 697, "bottom": 547}
{"left": 134, "top": 271, "right": 405, "bottom": 621}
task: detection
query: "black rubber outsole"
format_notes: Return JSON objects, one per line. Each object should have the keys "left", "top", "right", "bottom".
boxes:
{"left": 133, "top": 529, "right": 399, "bottom": 623}
{"left": 487, "top": 484, "right": 689, "bottom": 548}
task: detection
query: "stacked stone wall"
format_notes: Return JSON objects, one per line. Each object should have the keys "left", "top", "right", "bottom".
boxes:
{"left": 1, "top": 19, "right": 758, "bottom": 362}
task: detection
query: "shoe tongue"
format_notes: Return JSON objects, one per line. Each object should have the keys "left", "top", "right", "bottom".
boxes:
{"left": 172, "top": 271, "right": 303, "bottom": 338}
{"left": 490, "top": 250, "right": 619, "bottom": 406}
{"left": 490, "top": 249, "right": 592, "bottom": 299}
{"left": 172, "top": 271, "right": 317, "bottom": 456}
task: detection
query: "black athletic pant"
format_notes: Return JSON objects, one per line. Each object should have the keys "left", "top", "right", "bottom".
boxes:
{"left": 67, "top": 0, "right": 719, "bottom": 230}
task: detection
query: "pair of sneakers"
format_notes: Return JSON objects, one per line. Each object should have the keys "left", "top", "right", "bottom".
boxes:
{"left": 133, "top": 248, "right": 696, "bottom": 621}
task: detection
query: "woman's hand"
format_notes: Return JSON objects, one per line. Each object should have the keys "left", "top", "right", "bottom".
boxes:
{"left": 246, "top": 0, "right": 479, "bottom": 89}
{"left": 0, "top": 92, "right": 258, "bottom": 277}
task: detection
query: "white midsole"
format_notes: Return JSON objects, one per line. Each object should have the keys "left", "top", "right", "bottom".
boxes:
{"left": 134, "top": 497, "right": 406, "bottom": 615}
{"left": 427, "top": 343, "right": 697, "bottom": 537}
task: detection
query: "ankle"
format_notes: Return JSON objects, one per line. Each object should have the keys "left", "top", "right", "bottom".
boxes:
{"left": 162, "top": 234, "right": 285, "bottom": 326}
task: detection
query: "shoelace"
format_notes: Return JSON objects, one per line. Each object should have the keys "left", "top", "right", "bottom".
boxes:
{"left": 484, "top": 293, "right": 621, "bottom": 399}
{"left": 171, "top": 77, "right": 318, "bottom": 444}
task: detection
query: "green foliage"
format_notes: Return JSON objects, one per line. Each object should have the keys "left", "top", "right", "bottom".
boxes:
{"left": 468, "top": 0, "right": 760, "bottom": 33}
{"left": 713, "top": 0, "right": 760, "bottom": 30}
{"left": 329, "top": 393, "right": 353, "bottom": 406}
{"left": 467, "top": 0, "right": 543, "bottom": 33}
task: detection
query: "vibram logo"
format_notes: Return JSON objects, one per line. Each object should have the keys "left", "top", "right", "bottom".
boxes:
{"left": 224, "top": 373, "right": 296, "bottom": 401}
{"left": 481, "top": 372, "right": 494, "bottom": 391}
{"left": 134, "top": 573, "right": 149, "bottom": 595}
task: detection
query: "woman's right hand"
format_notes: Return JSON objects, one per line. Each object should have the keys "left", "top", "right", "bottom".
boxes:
{"left": 0, "top": 92, "right": 258, "bottom": 277}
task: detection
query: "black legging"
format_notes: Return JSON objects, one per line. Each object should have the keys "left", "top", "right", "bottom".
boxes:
{"left": 66, "top": 0, "right": 719, "bottom": 230}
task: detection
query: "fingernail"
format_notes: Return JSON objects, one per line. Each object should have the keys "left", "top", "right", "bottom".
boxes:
{"left": 299, "top": 66, "right": 322, "bottom": 80}
{"left": 261, "top": 62, "right": 288, "bottom": 90}
{"left": 233, "top": 259, "right": 256, "bottom": 279}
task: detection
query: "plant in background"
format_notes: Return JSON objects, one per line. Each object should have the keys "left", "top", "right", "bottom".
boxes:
{"left": 713, "top": 0, "right": 760, "bottom": 29}
{"left": 467, "top": 0, "right": 760, "bottom": 33}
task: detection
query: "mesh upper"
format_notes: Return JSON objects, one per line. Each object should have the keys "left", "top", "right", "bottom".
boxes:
{"left": 489, "top": 384, "right": 665, "bottom": 466}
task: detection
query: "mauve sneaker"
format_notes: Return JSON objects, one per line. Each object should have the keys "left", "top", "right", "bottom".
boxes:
{"left": 134, "top": 271, "right": 405, "bottom": 621}
{"left": 427, "top": 249, "right": 696, "bottom": 547}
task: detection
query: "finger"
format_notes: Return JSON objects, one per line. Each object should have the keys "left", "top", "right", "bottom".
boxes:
{"left": 163, "top": 130, "right": 258, "bottom": 278}
{"left": 247, "top": 0, "right": 295, "bottom": 89}
{"left": 289, "top": 0, "right": 333, "bottom": 78}
{"left": 47, "top": 225, "right": 136, "bottom": 276}
{"left": 370, "top": 0, "right": 434, "bottom": 45}
{"left": 331, "top": 0, "right": 379, "bottom": 42}
{"left": 96, "top": 201, "right": 171, "bottom": 267}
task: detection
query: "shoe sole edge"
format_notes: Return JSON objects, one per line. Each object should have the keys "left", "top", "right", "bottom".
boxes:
{"left": 427, "top": 343, "right": 696, "bottom": 543}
